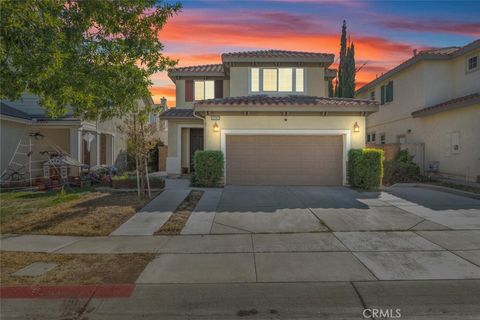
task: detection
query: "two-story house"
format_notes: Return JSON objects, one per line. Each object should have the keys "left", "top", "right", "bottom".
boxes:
{"left": 356, "top": 39, "right": 480, "bottom": 183}
{"left": 161, "top": 50, "right": 379, "bottom": 186}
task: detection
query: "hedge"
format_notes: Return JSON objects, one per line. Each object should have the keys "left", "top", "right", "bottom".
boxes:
{"left": 192, "top": 150, "right": 224, "bottom": 187}
{"left": 348, "top": 148, "right": 384, "bottom": 190}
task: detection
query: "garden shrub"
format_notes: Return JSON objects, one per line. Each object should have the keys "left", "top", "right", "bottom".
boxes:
{"left": 348, "top": 148, "right": 384, "bottom": 190}
{"left": 192, "top": 150, "right": 224, "bottom": 187}
{"left": 383, "top": 149, "right": 422, "bottom": 185}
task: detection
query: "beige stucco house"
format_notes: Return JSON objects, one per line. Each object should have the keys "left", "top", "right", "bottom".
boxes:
{"left": 356, "top": 39, "right": 480, "bottom": 183}
{"left": 1, "top": 94, "right": 158, "bottom": 179}
{"left": 161, "top": 50, "right": 379, "bottom": 186}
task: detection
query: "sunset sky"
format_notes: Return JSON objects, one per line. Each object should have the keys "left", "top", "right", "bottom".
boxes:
{"left": 150, "top": 0, "right": 480, "bottom": 106}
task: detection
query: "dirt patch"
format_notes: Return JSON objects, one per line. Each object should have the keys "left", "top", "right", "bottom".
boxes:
{"left": 0, "top": 251, "right": 154, "bottom": 285}
{"left": 155, "top": 190, "right": 204, "bottom": 235}
{"left": 1, "top": 191, "right": 159, "bottom": 236}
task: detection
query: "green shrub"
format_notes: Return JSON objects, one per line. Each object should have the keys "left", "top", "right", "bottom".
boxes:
{"left": 383, "top": 149, "right": 422, "bottom": 185}
{"left": 348, "top": 148, "right": 384, "bottom": 190}
{"left": 192, "top": 150, "right": 224, "bottom": 187}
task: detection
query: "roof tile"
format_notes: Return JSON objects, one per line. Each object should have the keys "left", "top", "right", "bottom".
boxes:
{"left": 160, "top": 108, "right": 195, "bottom": 118}
{"left": 412, "top": 93, "right": 480, "bottom": 117}
{"left": 195, "top": 95, "right": 377, "bottom": 107}
{"left": 222, "top": 49, "right": 333, "bottom": 60}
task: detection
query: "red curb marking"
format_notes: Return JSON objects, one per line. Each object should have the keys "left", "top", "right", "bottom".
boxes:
{"left": 0, "top": 284, "right": 135, "bottom": 299}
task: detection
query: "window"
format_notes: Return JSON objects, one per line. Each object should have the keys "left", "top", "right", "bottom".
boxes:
{"left": 278, "top": 68, "right": 293, "bottom": 92}
{"left": 370, "top": 91, "right": 375, "bottom": 101}
{"left": 380, "top": 133, "right": 386, "bottom": 145}
{"left": 251, "top": 68, "right": 260, "bottom": 92}
{"left": 250, "top": 67, "right": 305, "bottom": 93}
{"left": 366, "top": 132, "right": 376, "bottom": 144}
{"left": 295, "top": 68, "right": 304, "bottom": 92}
{"left": 467, "top": 56, "right": 478, "bottom": 72}
{"left": 380, "top": 81, "right": 393, "bottom": 104}
{"left": 262, "top": 69, "right": 278, "bottom": 91}
{"left": 194, "top": 80, "right": 214, "bottom": 100}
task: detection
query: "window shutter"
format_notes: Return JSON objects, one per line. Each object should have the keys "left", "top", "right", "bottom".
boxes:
{"left": 214, "top": 80, "right": 223, "bottom": 98}
{"left": 388, "top": 81, "right": 394, "bottom": 102}
{"left": 380, "top": 85, "right": 385, "bottom": 104}
{"left": 185, "top": 80, "right": 193, "bottom": 102}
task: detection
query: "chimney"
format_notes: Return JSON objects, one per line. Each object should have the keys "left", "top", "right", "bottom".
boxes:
{"left": 413, "top": 49, "right": 417, "bottom": 56}
{"left": 160, "top": 96, "right": 167, "bottom": 111}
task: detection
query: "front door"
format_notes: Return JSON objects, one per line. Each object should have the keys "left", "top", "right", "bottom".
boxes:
{"left": 189, "top": 128, "right": 204, "bottom": 172}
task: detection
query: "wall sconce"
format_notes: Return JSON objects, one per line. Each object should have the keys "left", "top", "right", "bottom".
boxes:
{"left": 213, "top": 122, "right": 219, "bottom": 132}
{"left": 353, "top": 122, "right": 360, "bottom": 133}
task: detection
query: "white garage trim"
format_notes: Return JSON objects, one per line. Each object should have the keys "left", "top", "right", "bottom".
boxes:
{"left": 220, "top": 129, "right": 351, "bottom": 185}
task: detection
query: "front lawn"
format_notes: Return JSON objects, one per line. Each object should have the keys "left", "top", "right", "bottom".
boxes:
{"left": 0, "top": 251, "right": 154, "bottom": 285}
{"left": 0, "top": 188, "right": 158, "bottom": 236}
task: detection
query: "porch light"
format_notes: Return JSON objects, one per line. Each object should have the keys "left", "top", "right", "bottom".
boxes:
{"left": 353, "top": 122, "right": 360, "bottom": 133}
{"left": 213, "top": 122, "right": 219, "bottom": 132}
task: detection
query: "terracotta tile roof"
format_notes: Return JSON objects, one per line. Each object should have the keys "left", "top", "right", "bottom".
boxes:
{"left": 222, "top": 49, "right": 333, "bottom": 60}
{"left": 357, "top": 39, "right": 480, "bottom": 95}
{"left": 195, "top": 95, "right": 377, "bottom": 107}
{"left": 325, "top": 68, "right": 337, "bottom": 79}
{"left": 412, "top": 93, "right": 480, "bottom": 117}
{"left": 168, "top": 64, "right": 224, "bottom": 74}
{"left": 160, "top": 108, "right": 195, "bottom": 119}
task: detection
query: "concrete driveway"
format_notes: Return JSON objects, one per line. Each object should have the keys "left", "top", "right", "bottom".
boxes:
{"left": 203, "top": 185, "right": 479, "bottom": 234}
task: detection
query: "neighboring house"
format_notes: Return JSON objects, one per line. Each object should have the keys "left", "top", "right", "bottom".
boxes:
{"left": 356, "top": 39, "right": 480, "bottom": 183}
{"left": 161, "top": 50, "right": 378, "bottom": 186}
{"left": 0, "top": 93, "right": 155, "bottom": 179}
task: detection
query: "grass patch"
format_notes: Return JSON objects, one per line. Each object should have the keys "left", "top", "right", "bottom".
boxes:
{"left": 155, "top": 190, "right": 204, "bottom": 235}
{"left": 1, "top": 190, "right": 159, "bottom": 236}
{"left": 0, "top": 251, "right": 154, "bottom": 285}
{"left": 0, "top": 187, "right": 92, "bottom": 225}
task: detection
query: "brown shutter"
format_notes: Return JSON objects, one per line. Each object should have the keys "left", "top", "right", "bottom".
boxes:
{"left": 185, "top": 80, "right": 193, "bottom": 102}
{"left": 214, "top": 80, "right": 223, "bottom": 99}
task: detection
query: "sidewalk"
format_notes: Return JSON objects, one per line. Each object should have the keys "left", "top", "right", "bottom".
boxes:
{"left": 2, "top": 231, "right": 480, "bottom": 282}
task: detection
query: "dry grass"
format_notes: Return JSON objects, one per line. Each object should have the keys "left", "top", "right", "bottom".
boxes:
{"left": 156, "top": 190, "right": 204, "bottom": 235}
{"left": 0, "top": 251, "right": 154, "bottom": 285}
{"left": 1, "top": 190, "right": 159, "bottom": 236}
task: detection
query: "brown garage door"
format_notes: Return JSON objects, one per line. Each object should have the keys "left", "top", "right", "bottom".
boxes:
{"left": 225, "top": 135, "right": 343, "bottom": 186}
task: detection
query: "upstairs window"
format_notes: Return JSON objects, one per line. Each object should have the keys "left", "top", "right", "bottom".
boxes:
{"left": 380, "top": 81, "right": 393, "bottom": 104}
{"left": 370, "top": 91, "right": 375, "bottom": 101}
{"left": 250, "top": 67, "right": 304, "bottom": 93}
{"left": 194, "top": 80, "right": 214, "bottom": 100}
{"left": 467, "top": 55, "right": 478, "bottom": 73}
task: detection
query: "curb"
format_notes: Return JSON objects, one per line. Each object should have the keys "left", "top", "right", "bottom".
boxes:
{"left": 0, "top": 284, "right": 134, "bottom": 299}
{"left": 391, "top": 183, "right": 480, "bottom": 200}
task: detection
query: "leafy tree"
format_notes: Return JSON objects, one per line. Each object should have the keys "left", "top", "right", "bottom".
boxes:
{"left": 0, "top": 0, "right": 181, "bottom": 120}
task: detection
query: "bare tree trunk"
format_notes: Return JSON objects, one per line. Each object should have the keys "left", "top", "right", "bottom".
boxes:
{"left": 135, "top": 155, "right": 140, "bottom": 197}
{"left": 145, "top": 158, "right": 151, "bottom": 198}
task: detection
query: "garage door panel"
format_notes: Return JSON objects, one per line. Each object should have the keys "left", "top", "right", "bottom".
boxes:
{"left": 226, "top": 135, "right": 343, "bottom": 186}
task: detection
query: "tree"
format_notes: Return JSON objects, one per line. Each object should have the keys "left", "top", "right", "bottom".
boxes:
{"left": 120, "top": 105, "right": 157, "bottom": 198}
{"left": 0, "top": 0, "right": 181, "bottom": 120}
{"left": 336, "top": 20, "right": 347, "bottom": 98}
{"left": 344, "top": 42, "right": 356, "bottom": 98}
{"left": 335, "top": 20, "right": 356, "bottom": 98}
{"left": 328, "top": 80, "right": 334, "bottom": 97}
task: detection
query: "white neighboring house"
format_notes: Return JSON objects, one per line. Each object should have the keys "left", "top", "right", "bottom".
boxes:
{"left": 0, "top": 93, "right": 157, "bottom": 178}
{"left": 356, "top": 39, "right": 480, "bottom": 183}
